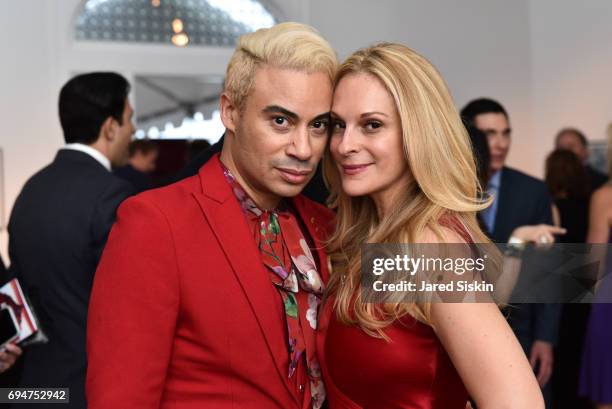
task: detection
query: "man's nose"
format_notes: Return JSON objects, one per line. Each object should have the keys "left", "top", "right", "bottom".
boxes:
{"left": 287, "top": 128, "right": 313, "bottom": 161}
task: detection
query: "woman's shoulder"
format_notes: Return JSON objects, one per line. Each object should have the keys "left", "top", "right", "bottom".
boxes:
{"left": 414, "top": 216, "right": 471, "bottom": 244}
{"left": 592, "top": 183, "right": 612, "bottom": 203}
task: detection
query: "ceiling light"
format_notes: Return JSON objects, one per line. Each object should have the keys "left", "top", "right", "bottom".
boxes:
{"left": 171, "top": 33, "right": 189, "bottom": 47}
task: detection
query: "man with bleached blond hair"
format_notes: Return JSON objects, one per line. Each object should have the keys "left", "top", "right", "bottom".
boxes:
{"left": 86, "top": 22, "right": 337, "bottom": 409}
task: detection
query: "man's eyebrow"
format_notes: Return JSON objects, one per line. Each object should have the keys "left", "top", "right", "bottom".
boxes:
{"left": 482, "top": 127, "right": 512, "bottom": 134}
{"left": 311, "top": 112, "right": 331, "bottom": 123}
{"left": 262, "top": 105, "right": 298, "bottom": 120}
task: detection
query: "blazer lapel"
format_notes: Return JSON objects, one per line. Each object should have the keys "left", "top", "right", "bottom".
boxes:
{"left": 191, "top": 155, "right": 300, "bottom": 408}
{"left": 493, "top": 167, "right": 510, "bottom": 242}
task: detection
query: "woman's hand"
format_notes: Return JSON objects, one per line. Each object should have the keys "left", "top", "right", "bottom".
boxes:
{"left": 0, "top": 343, "right": 22, "bottom": 373}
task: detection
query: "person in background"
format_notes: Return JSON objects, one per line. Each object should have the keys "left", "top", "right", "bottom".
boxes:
{"left": 0, "top": 346, "right": 22, "bottom": 374}
{"left": 114, "top": 139, "right": 159, "bottom": 193}
{"left": 7, "top": 72, "right": 133, "bottom": 409}
{"left": 556, "top": 128, "right": 608, "bottom": 192}
{"left": 185, "top": 139, "right": 211, "bottom": 163}
{"left": 461, "top": 98, "right": 560, "bottom": 407}
{"left": 580, "top": 124, "right": 612, "bottom": 409}
{"left": 467, "top": 125, "right": 563, "bottom": 245}
{"left": 0, "top": 251, "right": 23, "bottom": 382}
{"left": 545, "top": 149, "right": 593, "bottom": 409}
{"left": 545, "top": 149, "right": 590, "bottom": 243}
{"left": 175, "top": 134, "right": 222, "bottom": 181}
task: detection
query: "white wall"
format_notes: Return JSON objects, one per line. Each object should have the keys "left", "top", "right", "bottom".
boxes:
{"left": 0, "top": 0, "right": 63, "bottom": 263}
{"left": 0, "top": 0, "right": 611, "bottom": 262}
{"left": 530, "top": 0, "right": 612, "bottom": 171}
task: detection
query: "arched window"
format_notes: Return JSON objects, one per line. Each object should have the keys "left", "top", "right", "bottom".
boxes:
{"left": 76, "top": 0, "right": 279, "bottom": 47}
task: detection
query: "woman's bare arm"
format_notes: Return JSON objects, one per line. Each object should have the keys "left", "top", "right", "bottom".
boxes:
{"left": 420, "top": 226, "right": 543, "bottom": 409}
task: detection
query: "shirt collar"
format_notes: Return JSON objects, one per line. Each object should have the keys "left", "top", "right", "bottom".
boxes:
{"left": 488, "top": 169, "right": 502, "bottom": 190}
{"left": 63, "top": 143, "right": 111, "bottom": 171}
{"left": 220, "top": 161, "right": 287, "bottom": 217}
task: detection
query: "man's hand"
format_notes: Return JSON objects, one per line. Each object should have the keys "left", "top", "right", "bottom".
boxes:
{"left": 0, "top": 343, "right": 22, "bottom": 373}
{"left": 529, "top": 340, "right": 553, "bottom": 387}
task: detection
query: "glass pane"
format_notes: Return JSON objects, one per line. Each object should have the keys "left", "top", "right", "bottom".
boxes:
{"left": 76, "top": 0, "right": 278, "bottom": 47}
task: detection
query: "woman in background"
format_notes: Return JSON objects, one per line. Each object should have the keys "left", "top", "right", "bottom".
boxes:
{"left": 544, "top": 149, "right": 593, "bottom": 409}
{"left": 545, "top": 149, "right": 590, "bottom": 243}
{"left": 318, "top": 43, "right": 544, "bottom": 409}
{"left": 580, "top": 124, "right": 612, "bottom": 409}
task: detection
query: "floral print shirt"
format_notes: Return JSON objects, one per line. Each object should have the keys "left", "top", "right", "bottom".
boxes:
{"left": 222, "top": 163, "right": 326, "bottom": 409}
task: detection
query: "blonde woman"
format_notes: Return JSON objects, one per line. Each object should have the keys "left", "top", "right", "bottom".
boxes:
{"left": 317, "top": 43, "right": 544, "bottom": 408}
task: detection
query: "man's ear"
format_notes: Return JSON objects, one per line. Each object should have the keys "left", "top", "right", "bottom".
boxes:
{"left": 100, "top": 116, "right": 117, "bottom": 141}
{"left": 220, "top": 92, "right": 238, "bottom": 133}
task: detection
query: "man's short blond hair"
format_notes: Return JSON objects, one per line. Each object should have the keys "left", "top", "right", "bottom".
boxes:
{"left": 224, "top": 22, "right": 337, "bottom": 110}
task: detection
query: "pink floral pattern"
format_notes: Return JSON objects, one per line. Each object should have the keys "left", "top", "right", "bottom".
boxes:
{"left": 222, "top": 162, "right": 325, "bottom": 408}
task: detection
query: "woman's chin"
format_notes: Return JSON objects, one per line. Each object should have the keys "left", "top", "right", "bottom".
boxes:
{"left": 341, "top": 181, "right": 373, "bottom": 197}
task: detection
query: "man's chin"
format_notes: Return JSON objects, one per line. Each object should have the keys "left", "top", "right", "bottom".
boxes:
{"left": 490, "top": 162, "right": 505, "bottom": 174}
{"left": 272, "top": 183, "right": 309, "bottom": 199}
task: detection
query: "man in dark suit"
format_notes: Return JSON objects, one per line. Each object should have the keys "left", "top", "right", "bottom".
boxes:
{"left": 555, "top": 127, "right": 608, "bottom": 192}
{"left": 461, "top": 98, "right": 561, "bottom": 406}
{"left": 7, "top": 72, "right": 134, "bottom": 408}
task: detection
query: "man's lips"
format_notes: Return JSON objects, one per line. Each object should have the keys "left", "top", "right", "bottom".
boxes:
{"left": 276, "top": 167, "right": 312, "bottom": 184}
{"left": 341, "top": 163, "right": 373, "bottom": 176}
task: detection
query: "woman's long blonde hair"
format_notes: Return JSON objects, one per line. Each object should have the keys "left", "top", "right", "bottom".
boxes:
{"left": 324, "top": 43, "right": 493, "bottom": 337}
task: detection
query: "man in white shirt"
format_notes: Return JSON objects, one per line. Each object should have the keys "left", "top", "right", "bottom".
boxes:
{"left": 7, "top": 72, "right": 134, "bottom": 409}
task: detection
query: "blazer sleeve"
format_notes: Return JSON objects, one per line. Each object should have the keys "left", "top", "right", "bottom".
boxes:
{"left": 532, "top": 183, "right": 561, "bottom": 345}
{"left": 533, "top": 303, "right": 562, "bottom": 345}
{"left": 90, "top": 178, "right": 133, "bottom": 262}
{"left": 86, "top": 195, "right": 180, "bottom": 409}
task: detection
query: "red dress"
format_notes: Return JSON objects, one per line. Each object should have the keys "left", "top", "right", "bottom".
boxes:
{"left": 317, "top": 299, "right": 469, "bottom": 409}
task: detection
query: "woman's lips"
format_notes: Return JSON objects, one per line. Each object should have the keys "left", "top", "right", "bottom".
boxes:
{"left": 341, "top": 164, "right": 372, "bottom": 176}
{"left": 277, "top": 168, "right": 311, "bottom": 184}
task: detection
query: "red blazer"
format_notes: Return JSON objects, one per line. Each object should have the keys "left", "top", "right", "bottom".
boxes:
{"left": 86, "top": 155, "right": 334, "bottom": 409}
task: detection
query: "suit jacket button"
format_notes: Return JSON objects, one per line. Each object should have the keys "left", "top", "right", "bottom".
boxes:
{"left": 310, "top": 217, "right": 315, "bottom": 224}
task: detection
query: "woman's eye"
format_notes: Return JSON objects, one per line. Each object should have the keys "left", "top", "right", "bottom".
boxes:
{"left": 365, "top": 121, "right": 382, "bottom": 130}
